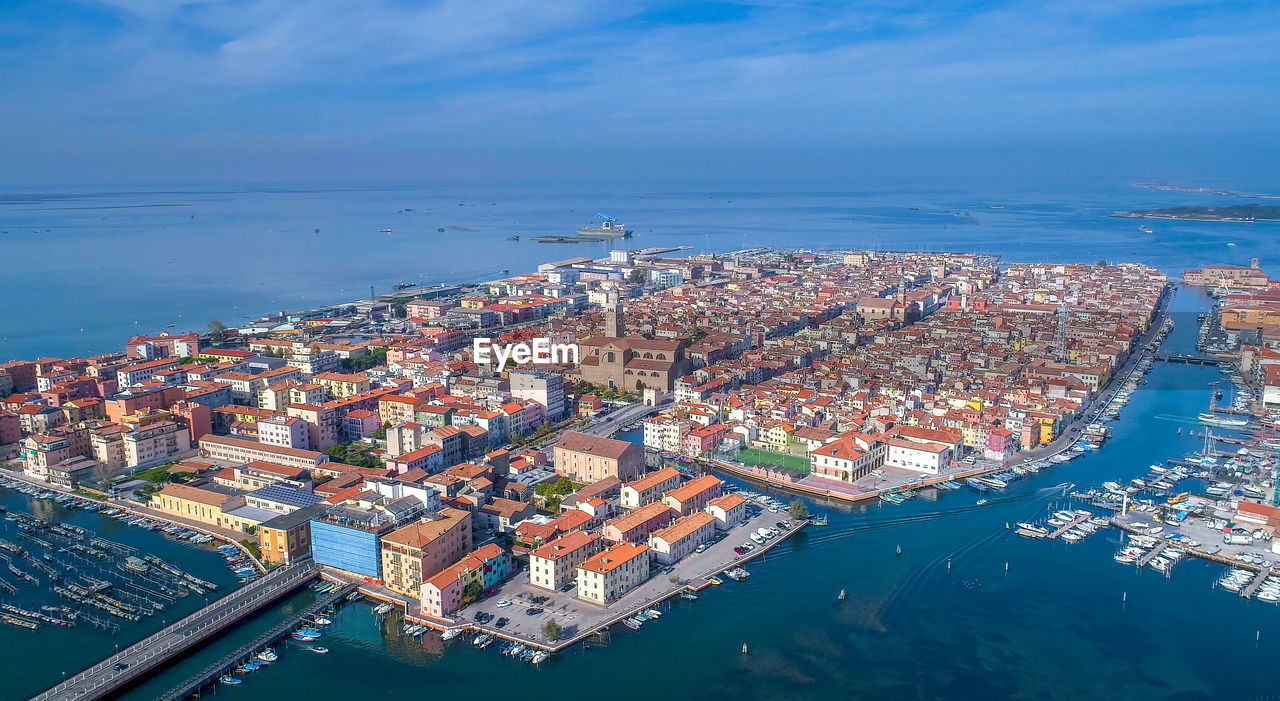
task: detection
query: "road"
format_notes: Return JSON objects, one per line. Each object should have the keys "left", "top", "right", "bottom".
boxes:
{"left": 32, "top": 561, "right": 318, "bottom": 701}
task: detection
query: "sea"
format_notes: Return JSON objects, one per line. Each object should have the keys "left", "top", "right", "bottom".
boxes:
{"left": 0, "top": 179, "right": 1274, "bottom": 362}
{"left": 1, "top": 180, "right": 1278, "bottom": 700}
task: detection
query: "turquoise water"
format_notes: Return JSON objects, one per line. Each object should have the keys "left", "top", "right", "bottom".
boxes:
{"left": 1, "top": 181, "right": 1274, "bottom": 361}
{"left": 81, "top": 285, "right": 1280, "bottom": 701}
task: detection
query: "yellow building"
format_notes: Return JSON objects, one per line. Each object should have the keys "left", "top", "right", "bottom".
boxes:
{"left": 313, "top": 372, "right": 371, "bottom": 399}
{"left": 151, "top": 483, "right": 266, "bottom": 533}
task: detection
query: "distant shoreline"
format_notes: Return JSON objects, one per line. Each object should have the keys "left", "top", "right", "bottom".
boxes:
{"left": 1112, "top": 204, "right": 1280, "bottom": 223}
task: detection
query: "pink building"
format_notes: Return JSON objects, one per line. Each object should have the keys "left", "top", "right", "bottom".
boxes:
{"left": 342, "top": 409, "right": 381, "bottom": 441}
{"left": 421, "top": 566, "right": 463, "bottom": 619}
{"left": 0, "top": 412, "right": 20, "bottom": 445}
{"left": 603, "top": 502, "right": 674, "bottom": 544}
{"left": 126, "top": 333, "right": 201, "bottom": 360}
{"left": 386, "top": 444, "right": 444, "bottom": 474}
{"left": 681, "top": 423, "right": 730, "bottom": 457}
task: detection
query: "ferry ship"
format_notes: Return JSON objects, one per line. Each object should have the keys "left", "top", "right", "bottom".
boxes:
{"left": 576, "top": 213, "right": 632, "bottom": 239}
{"left": 1198, "top": 412, "right": 1248, "bottom": 428}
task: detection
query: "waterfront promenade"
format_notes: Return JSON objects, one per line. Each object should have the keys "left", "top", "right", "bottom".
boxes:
{"left": 31, "top": 560, "right": 319, "bottom": 701}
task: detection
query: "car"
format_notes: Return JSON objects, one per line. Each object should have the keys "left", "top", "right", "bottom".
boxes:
{"left": 560, "top": 582, "right": 575, "bottom": 592}
{"left": 525, "top": 607, "right": 543, "bottom": 616}
{"left": 695, "top": 543, "right": 708, "bottom": 553}
{"left": 495, "top": 617, "right": 510, "bottom": 628}
{"left": 111, "top": 663, "right": 128, "bottom": 672}
{"left": 734, "top": 547, "right": 747, "bottom": 555}
{"left": 473, "top": 611, "right": 486, "bottom": 622}
{"left": 661, "top": 566, "right": 674, "bottom": 575}
{"left": 496, "top": 599, "right": 512, "bottom": 608}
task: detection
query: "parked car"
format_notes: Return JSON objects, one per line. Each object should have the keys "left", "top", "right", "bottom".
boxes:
{"left": 560, "top": 582, "right": 575, "bottom": 592}
{"left": 733, "top": 547, "right": 747, "bottom": 555}
{"left": 495, "top": 617, "right": 510, "bottom": 628}
{"left": 525, "top": 607, "right": 544, "bottom": 616}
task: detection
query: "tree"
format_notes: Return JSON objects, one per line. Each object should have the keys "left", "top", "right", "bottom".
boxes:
{"left": 627, "top": 268, "right": 646, "bottom": 285}
{"left": 1096, "top": 259, "right": 1108, "bottom": 267}
{"left": 789, "top": 499, "right": 810, "bottom": 520}
{"left": 462, "top": 580, "right": 483, "bottom": 604}
{"left": 208, "top": 320, "right": 228, "bottom": 336}
{"left": 391, "top": 302, "right": 407, "bottom": 319}
{"left": 541, "top": 619, "right": 563, "bottom": 641}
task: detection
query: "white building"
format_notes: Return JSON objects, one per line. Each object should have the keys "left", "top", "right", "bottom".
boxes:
{"left": 258, "top": 415, "right": 311, "bottom": 450}
{"left": 643, "top": 415, "right": 688, "bottom": 452}
{"left": 529, "top": 531, "right": 602, "bottom": 591}
{"left": 576, "top": 542, "right": 651, "bottom": 605}
{"left": 648, "top": 512, "right": 715, "bottom": 565}
{"left": 510, "top": 369, "right": 566, "bottom": 420}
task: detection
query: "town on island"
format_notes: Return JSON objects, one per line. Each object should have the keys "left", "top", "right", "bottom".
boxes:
{"left": 5, "top": 247, "right": 1280, "bottom": 699}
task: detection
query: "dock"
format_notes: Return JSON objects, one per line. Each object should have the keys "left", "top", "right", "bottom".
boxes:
{"left": 1047, "top": 513, "right": 1091, "bottom": 539}
{"left": 1241, "top": 569, "right": 1270, "bottom": 599}
{"left": 1136, "top": 541, "right": 1169, "bottom": 567}
{"left": 159, "top": 582, "right": 356, "bottom": 700}
{"left": 31, "top": 559, "right": 319, "bottom": 701}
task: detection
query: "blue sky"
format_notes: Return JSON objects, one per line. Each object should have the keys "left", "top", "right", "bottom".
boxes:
{"left": 1, "top": 0, "right": 1277, "bottom": 186}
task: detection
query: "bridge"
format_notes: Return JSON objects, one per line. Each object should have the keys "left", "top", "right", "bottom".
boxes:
{"left": 1153, "top": 354, "right": 1224, "bottom": 366}
{"left": 32, "top": 559, "right": 319, "bottom": 701}
{"left": 159, "top": 582, "right": 356, "bottom": 701}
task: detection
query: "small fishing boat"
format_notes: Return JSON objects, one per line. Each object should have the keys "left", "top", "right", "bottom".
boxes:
{"left": 308, "top": 646, "right": 330, "bottom": 654}
{"left": 837, "top": 588, "right": 846, "bottom": 601}
{"left": 707, "top": 576, "right": 723, "bottom": 585}
{"left": 621, "top": 618, "right": 640, "bottom": 631}
{"left": 220, "top": 675, "right": 242, "bottom": 685}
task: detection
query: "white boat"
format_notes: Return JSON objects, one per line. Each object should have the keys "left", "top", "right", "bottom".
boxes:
{"left": 1198, "top": 413, "right": 1248, "bottom": 428}
{"left": 441, "top": 628, "right": 462, "bottom": 641}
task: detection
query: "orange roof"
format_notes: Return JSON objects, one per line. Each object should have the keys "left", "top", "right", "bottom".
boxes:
{"left": 663, "top": 474, "right": 721, "bottom": 503}
{"left": 606, "top": 501, "right": 673, "bottom": 533}
{"left": 651, "top": 512, "right": 715, "bottom": 544}
{"left": 625, "top": 467, "right": 681, "bottom": 493}
{"left": 530, "top": 531, "right": 601, "bottom": 561}
{"left": 380, "top": 508, "right": 470, "bottom": 549}
{"left": 708, "top": 493, "right": 747, "bottom": 511}
{"left": 578, "top": 542, "right": 649, "bottom": 574}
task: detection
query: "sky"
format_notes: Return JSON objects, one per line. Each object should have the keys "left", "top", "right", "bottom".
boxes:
{"left": 1, "top": 0, "right": 1277, "bottom": 188}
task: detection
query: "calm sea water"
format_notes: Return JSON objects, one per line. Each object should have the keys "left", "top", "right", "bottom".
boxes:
{"left": 0, "top": 180, "right": 1274, "bottom": 361}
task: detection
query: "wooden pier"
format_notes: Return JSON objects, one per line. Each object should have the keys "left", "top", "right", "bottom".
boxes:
{"left": 1241, "top": 569, "right": 1270, "bottom": 599}
{"left": 1047, "top": 514, "right": 1090, "bottom": 539}
{"left": 1136, "top": 541, "right": 1170, "bottom": 568}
